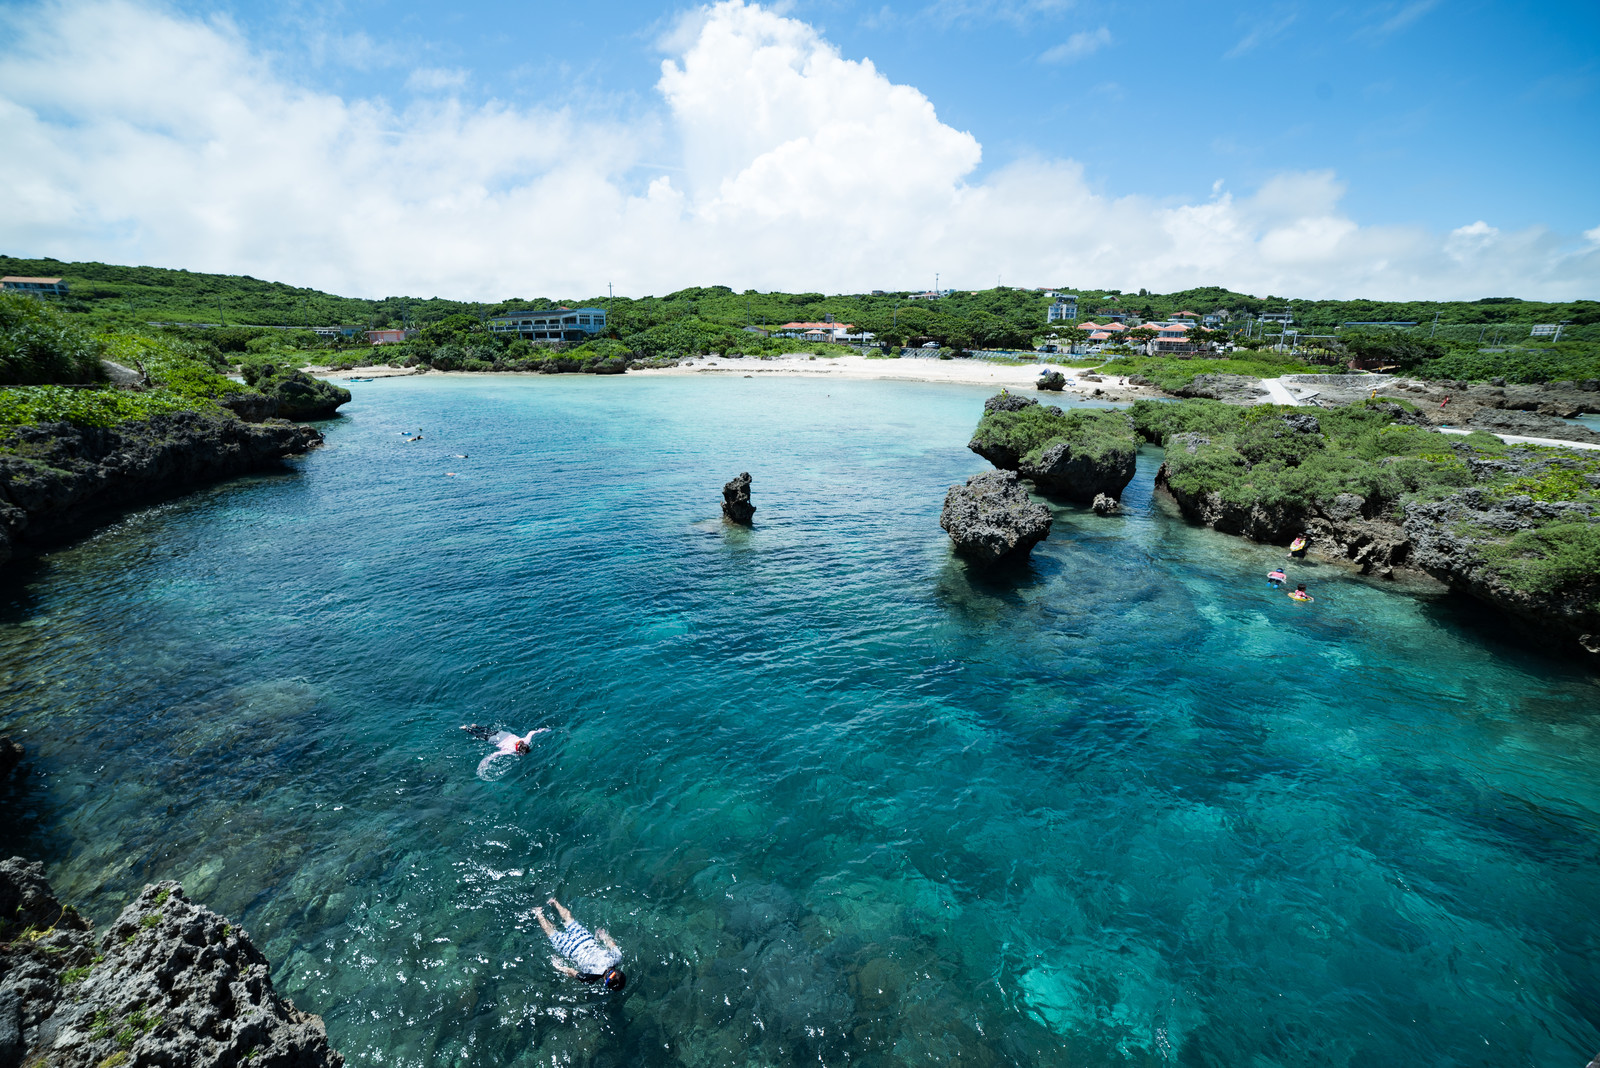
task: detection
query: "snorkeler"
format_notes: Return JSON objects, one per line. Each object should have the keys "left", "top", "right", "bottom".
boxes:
{"left": 461, "top": 724, "right": 548, "bottom": 777}
{"left": 537, "top": 897, "right": 625, "bottom": 991}
{"left": 1288, "top": 583, "right": 1314, "bottom": 602}
{"left": 1267, "top": 568, "right": 1287, "bottom": 588}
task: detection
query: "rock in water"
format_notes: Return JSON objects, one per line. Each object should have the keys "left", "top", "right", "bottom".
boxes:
{"left": 941, "top": 471, "right": 1052, "bottom": 564}
{"left": 722, "top": 472, "right": 755, "bottom": 525}
{"left": 1036, "top": 371, "right": 1065, "bottom": 392}
{"left": 1091, "top": 493, "right": 1121, "bottom": 516}
{"left": 982, "top": 391, "right": 1038, "bottom": 415}
{"left": 0, "top": 863, "right": 343, "bottom": 1068}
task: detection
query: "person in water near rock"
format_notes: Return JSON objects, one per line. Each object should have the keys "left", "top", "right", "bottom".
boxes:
{"left": 461, "top": 724, "right": 547, "bottom": 777}
{"left": 1289, "top": 583, "right": 1314, "bottom": 602}
{"left": 536, "top": 897, "right": 625, "bottom": 990}
{"left": 1267, "top": 568, "right": 1287, "bottom": 588}
{"left": 1288, "top": 534, "right": 1308, "bottom": 558}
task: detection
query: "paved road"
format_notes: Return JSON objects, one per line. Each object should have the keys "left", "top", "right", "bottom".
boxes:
{"left": 1436, "top": 427, "right": 1600, "bottom": 452}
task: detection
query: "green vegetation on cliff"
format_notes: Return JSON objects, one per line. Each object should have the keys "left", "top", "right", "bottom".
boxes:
{"left": 1132, "top": 398, "right": 1600, "bottom": 608}
{"left": 1, "top": 293, "right": 108, "bottom": 385}
{"left": 0, "top": 295, "right": 313, "bottom": 429}
{"left": 971, "top": 402, "right": 1138, "bottom": 467}
{"left": 1105, "top": 351, "right": 1319, "bottom": 391}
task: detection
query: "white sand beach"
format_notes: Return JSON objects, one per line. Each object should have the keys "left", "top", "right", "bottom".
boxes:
{"left": 658, "top": 354, "right": 1160, "bottom": 402}
{"left": 304, "top": 353, "right": 1153, "bottom": 401}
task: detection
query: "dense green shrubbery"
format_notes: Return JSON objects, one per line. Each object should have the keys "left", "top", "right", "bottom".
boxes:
{"left": 101, "top": 333, "right": 240, "bottom": 401}
{"left": 1132, "top": 398, "right": 1600, "bottom": 604}
{"left": 0, "top": 327, "right": 264, "bottom": 429}
{"left": 1106, "top": 351, "right": 1320, "bottom": 390}
{"left": 0, "top": 385, "right": 202, "bottom": 428}
{"left": 0, "top": 293, "right": 108, "bottom": 385}
{"left": 1131, "top": 399, "right": 1502, "bottom": 510}
{"left": 972, "top": 403, "right": 1138, "bottom": 465}
{"left": 1338, "top": 329, "right": 1447, "bottom": 369}
{"left": 1481, "top": 523, "right": 1600, "bottom": 596}
{"left": 1411, "top": 342, "right": 1600, "bottom": 384}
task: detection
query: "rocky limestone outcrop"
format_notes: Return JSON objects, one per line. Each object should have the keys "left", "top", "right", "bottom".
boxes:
{"left": 941, "top": 470, "right": 1052, "bottom": 564}
{"left": 982, "top": 391, "right": 1041, "bottom": 415}
{"left": 1402, "top": 489, "right": 1600, "bottom": 647}
{"left": 1036, "top": 371, "right": 1065, "bottom": 392}
{"left": 722, "top": 472, "right": 755, "bottom": 525}
{"left": 239, "top": 368, "right": 352, "bottom": 421}
{"left": 1021, "top": 438, "right": 1138, "bottom": 502}
{"left": 1154, "top": 447, "right": 1600, "bottom": 653}
{"left": 0, "top": 412, "right": 322, "bottom": 569}
{"left": 1091, "top": 493, "right": 1121, "bottom": 516}
{"left": 0, "top": 860, "right": 342, "bottom": 1068}
{"left": 968, "top": 395, "right": 1138, "bottom": 503}
{"left": 1168, "top": 374, "right": 1269, "bottom": 404}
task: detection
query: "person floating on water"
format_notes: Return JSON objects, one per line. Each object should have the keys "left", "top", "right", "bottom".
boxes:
{"left": 461, "top": 723, "right": 547, "bottom": 777}
{"left": 1288, "top": 583, "right": 1314, "bottom": 602}
{"left": 1267, "top": 568, "right": 1287, "bottom": 588}
{"left": 1288, "top": 533, "right": 1308, "bottom": 558}
{"left": 537, "top": 897, "right": 625, "bottom": 990}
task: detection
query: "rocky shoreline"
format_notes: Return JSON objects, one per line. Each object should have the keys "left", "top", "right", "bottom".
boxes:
{"left": 961, "top": 391, "right": 1600, "bottom": 656}
{"left": 0, "top": 413, "right": 323, "bottom": 570}
{"left": 0, "top": 856, "right": 342, "bottom": 1068}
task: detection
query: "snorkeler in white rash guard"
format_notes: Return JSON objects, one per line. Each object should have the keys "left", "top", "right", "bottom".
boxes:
{"left": 461, "top": 723, "right": 548, "bottom": 777}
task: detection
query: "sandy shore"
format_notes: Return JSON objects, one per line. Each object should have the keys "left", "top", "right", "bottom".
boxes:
{"left": 626, "top": 354, "right": 1155, "bottom": 401}
{"left": 303, "top": 354, "right": 1155, "bottom": 402}
{"left": 303, "top": 365, "right": 419, "bottom": 380}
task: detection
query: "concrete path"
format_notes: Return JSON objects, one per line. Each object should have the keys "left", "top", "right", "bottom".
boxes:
{"left": 1437, "top": 427, "right": 1600, "bottom": 452}
{"left": 1259, "top": 378, "right": 1302, "bottom": 406}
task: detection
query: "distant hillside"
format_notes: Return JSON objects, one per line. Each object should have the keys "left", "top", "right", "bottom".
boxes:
{"left": 3, "top": 255, "right": 1596, "bottom": 346}
{"left": 0, "top": 255, "right": 479, "bottom": 330}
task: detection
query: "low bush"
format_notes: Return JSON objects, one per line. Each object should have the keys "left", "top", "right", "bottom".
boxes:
{"left": 1135, "top": 397, "right": 1600, "bottom": 606}
{"left": 0, "top": 293, "right": 107, "bottom": 385}
{"left": 1108, "top": 351, "right": 1319, "bottom": 391}
{"left": 972, "top": 403, "right": 1137, "bottom": 465}
{"left": 1411, "top": 342, "right": 1600, "bottom": 384}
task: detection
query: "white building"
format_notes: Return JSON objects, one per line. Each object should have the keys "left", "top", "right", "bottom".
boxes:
{"left": 488, "top": 307, "right": 607, "bottom": 341}
{"left": 1046, "top": 295, "right": 1079, "bottom": 323}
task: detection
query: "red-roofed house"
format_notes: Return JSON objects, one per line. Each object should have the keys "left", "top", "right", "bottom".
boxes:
{"left": 777, "top": 320, "right": 858, "bottom": 342}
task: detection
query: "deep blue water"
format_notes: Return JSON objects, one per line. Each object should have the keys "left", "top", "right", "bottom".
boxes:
{"left": 2, "top": 374, "right": 1598, "bottom": 1068}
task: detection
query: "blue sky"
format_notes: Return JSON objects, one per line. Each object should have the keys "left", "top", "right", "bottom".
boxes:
{"left": 1, "top": 0, "right": 1596, "bottom": 299}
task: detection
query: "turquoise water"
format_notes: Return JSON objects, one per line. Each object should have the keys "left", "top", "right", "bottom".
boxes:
{"left": 2, "top": 375, "right": 1598, "bottom": 1067}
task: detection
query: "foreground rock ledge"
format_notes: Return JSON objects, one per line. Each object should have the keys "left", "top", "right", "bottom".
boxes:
{"left": 0, "top": 858, "right": 343, "bottom": 1068}
{"left": 0, "top": 412, "right": 323, "bottom": 569}
{"left": 942, "top": 470, "right": 1053, "bottom": 564}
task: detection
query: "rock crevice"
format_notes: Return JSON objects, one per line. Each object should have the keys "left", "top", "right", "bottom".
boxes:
{"left": 0, "top": 859, "right": 342, "bottom": 1068}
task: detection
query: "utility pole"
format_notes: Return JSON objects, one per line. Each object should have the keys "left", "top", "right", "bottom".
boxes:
{"left": 608, "top": 283, "right": 613, "bottom": 299}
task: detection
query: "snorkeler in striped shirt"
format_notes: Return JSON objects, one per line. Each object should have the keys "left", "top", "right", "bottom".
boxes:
{"left": 536, "top": 897, "right": 626, "bottom": 990}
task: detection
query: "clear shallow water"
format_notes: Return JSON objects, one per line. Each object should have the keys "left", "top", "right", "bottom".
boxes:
{"left": 1, "top": 374, "right": 1597, "bottom": 1068}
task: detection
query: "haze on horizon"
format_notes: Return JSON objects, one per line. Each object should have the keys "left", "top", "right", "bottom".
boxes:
{"left": 0, "top": 0, "right": 1596, "bottom": 303}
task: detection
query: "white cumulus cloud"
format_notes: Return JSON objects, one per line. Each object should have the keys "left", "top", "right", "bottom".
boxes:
{"left": 0, "top": 0, "right": 1595, "bottom": 301}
